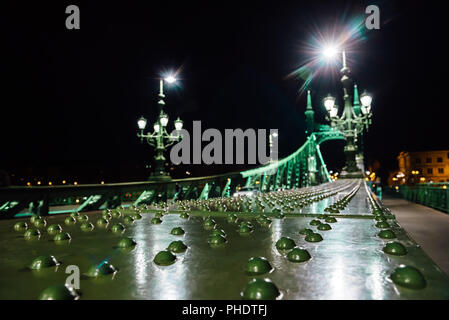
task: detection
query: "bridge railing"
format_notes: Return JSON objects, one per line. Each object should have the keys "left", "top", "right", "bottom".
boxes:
{"left": 0, "top": 172, "right": 246, "bottom": 219}
{"left": 396, "top": 183, "right": 449, "bottom": 213}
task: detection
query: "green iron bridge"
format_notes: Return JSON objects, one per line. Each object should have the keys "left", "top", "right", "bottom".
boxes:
{"left": 0, "top": 88, "right": 349, "bottom": 219}
{"left": 0, "top": 82, "right": 372, "bottom": 220}
{"left": 0, "top": 130, "right": 344, "bottom": 219}
{"left": 2, "top": 90, "right": 449, "bottom": 300}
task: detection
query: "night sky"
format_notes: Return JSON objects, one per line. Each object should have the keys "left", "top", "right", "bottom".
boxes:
{"left": 1, "top": 0, "right": 447, "bottom": 185}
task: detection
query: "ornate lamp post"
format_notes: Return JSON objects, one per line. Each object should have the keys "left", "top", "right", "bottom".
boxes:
{"left": 322, "top": 50, "right": 373, "bottom": 178}
{"left": 137, "top": 75, "right": 183, "bottom": 181}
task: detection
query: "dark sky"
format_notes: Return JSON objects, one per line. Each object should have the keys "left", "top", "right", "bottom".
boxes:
{"left": 1, "top": 0, "right": 448, "bottom": 184}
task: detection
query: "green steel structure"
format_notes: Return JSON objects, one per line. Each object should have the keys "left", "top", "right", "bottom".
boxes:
{"left": 1, "top": 179, "right": 449, "bottom": 299}
{"left": 2, "top": 121, "right": 449, "bottom": 299}
{"left": 1, "top": 81, "right": 358, "bottom": 220}
{"left": 396, "top": 183, "right": 449, "bottom": 213}
{"left": 0, "top": 127, "right": 346, "bottom": 219}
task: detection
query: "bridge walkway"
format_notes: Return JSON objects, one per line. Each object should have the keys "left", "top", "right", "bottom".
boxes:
{"left": 383, "top": 195, "right": 449, "bottom": 275}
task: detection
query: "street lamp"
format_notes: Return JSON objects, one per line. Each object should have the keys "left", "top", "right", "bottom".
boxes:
{"left": 137, "top": 74, "right": 183, "bottom": 181}
{"left": 174, "top": 117, "right": 183, "bottom": 131}
{"left": 360, "top": 90, "right": 372, "bottom": 115}
{"left": 137, "top": 116, "right": 147, "bottom": 130}
{"left": 322, "top": 46, "right": 338, "bottom": 59}
{"left": 164, "top": 75, "right": 177, "bottom": 84}
{"left": 320, "top": 46, "right": 373, "bottom": 178}
{"left": 323, "top": 94, "right": 336, "bottom": 112}
{"left": 360, "top": 90, "right": 372, "bottom": 107}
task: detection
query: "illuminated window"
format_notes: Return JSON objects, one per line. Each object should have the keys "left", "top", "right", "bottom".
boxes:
{"left": 437, "top": 157, "right": 443, "bottom": 163}
{"left": 427, "top": 168, "right": 433, "bottom": 174}
{"left": 426, "top": 157, "right": 432, "bottom": 163}
{"left": 438, "top": 168, "right": 444, "bottom": 174}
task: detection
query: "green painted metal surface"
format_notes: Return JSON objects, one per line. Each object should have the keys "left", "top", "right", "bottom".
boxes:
{"left": 1, "top": 180, "right": 448, "bottom": 299}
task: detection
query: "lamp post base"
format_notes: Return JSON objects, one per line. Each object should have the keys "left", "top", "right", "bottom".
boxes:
{"left": 339, "top": 170, "right": 364, "bottom": 179}
{"left": 149, "top": 156, "right": 172, "bottom": 181}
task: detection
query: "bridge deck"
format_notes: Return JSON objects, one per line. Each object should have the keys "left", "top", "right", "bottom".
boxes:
{"left": 383, "top": 195, "right": 449, "bottom": 276}
{"left": 1, "top": 182, "right": 448, "bottom": 299}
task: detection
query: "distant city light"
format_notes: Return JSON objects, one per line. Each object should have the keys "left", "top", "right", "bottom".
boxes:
{"left": 48, "top": 182, "right": 52, "bottom": 186}
{"left": 27, "top": 182, "right": 31, "bottom": 186}
{"left": 62, "top": 180, "right": 66, "bottom": 184}
{"left": 101, "top": 181, "right": 105, "bottom": 185}
{"left": 74, "top": 181, "right": 78, "bottom": 185}
{"left": 37, "top": 181, "right": 41, "bottom": 185}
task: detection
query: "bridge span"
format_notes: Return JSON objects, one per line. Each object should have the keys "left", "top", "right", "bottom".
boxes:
{"left": 1, "top": 178, "right": 448, "bottom": 299}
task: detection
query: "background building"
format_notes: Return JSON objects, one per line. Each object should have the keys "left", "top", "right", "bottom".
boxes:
{"left": 389, "top": 150, "right": 449, "bottom": 186}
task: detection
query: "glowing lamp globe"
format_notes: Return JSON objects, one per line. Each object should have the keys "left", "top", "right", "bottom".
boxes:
{"left": 137, "top": 117, "right": 147, "bottom": 130}
{"left": 164, "top": 75, "right": 177, "bottom": 84}
{"left": 160, "top": 113, "right": 169, "bottom": 127}
{"left": 174, "top": 117, "right": 183, "bottom": 131}
{"left": 361, "top": 105, "right": 371, "bottom": 115}
{"left": 360, "top": 91, "right": 372, "bottom": 107}
{"left": 322, "top": 46, "right": 338, "bottom": 59}
{"left": 330, "top": 106, "right": 339, "bottom": 118}
{"left": 323, "top": 95, "right": 336, "bottom": 111}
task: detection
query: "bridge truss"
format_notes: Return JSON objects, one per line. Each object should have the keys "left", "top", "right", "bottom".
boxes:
{"left": 0, "top": 129, "right": 345, "bottom": 219}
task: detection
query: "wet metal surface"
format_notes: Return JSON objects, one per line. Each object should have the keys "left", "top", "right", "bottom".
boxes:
{"left": 0, "top": 186, "right": 448, "bottom": 300}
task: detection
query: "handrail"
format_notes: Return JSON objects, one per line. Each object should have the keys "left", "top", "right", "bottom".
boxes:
{"left": 396, "top": 184, "right": 449, "bottom": 213}
{"left": 0, "top": 171, "right": 243, "bottom": 195}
